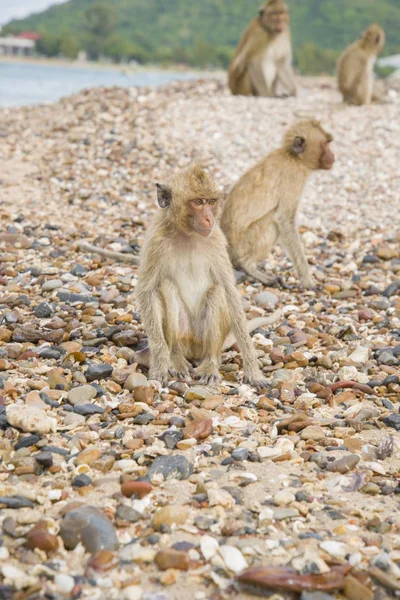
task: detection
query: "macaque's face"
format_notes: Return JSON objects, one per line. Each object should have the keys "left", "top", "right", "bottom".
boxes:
{"left": 187, "top": 197, "right": 219, "bottom": 237}
{"left": 260, "top": 7, "right": 289, "bottom": 33}
{"left": 318, "top": 137, "right": 335, "bottom": 170}
{"left": 291, "top": 126, "right": 335, "bottom": 171}
{"left": 363, "top": 25, "right": 385, "bottom": 53}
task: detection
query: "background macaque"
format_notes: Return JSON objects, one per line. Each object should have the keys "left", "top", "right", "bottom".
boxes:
{"left": 221, "top": 120, "right": 335, "bottom": 288}
{"left": 136, "top": 165, "right": 269, "bottom": 390}
{"left": 228, "top": 0, "right": 297, "bottom": 98}
{"left": 337, "top": 24, "right": 386, "bottom": 106}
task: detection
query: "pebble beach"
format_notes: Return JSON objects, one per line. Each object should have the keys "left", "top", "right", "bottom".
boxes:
{"left": 0, "top": 76, "right": 400, "bottom": 600}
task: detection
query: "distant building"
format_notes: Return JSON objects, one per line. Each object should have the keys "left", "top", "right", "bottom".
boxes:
{"left": 0, "top": 36, "right": 35, "bottom": 56}
{"left": 16, "top": 32, "right": 41, "bottom": 42}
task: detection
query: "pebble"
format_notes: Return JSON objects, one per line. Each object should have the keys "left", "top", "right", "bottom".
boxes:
{"left": 155, "top": 549, "right": 189, "bottom": 571}
{"left": 60, "top": 505, "right": 119, "bottom": 552}
{"left": 147, "top": 455, "right": 192, "bottom": 481}
{"left": 85, "top": 364, "right": 113, "bottom": 382}
{"left": 6, "top": 405, "right": 57, "bottom": 434}
{"left": 67, "top": 384, "right": 97, "bottom": 405}
{"left": 183, "top": 418, "right": 213, "bottom": 440}
{"left": 152, "top": 506, "right": 190, "bottom": 530}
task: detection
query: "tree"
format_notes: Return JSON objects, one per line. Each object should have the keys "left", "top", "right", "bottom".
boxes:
{"left": 60, "top": 30, "right": 80, "bottom": 60}
{"left": 85, "top": 3, "right": 117, "bottom": 39}
{"left": 296, "top": 42, "right": 339, "bottom": 75}
{"left": 36, "top": 28, "right": 60, "bottom": 57}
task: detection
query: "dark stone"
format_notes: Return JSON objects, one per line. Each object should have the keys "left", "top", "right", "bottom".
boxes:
{"left": 35, "top": 451, "right": 53, "bottom": 468}
{"left": 60, "top": 505, "right": 119, "bottom": 552}
{"left": 0, "top": 586, "right": 13, "bottom": 600}
{"left": 172, "top": 541, "right": 196, "bottom": 551}
{"left": 72, "top": 474, "right": 92, "bottom": 488}
{"left": 90, "top": 383, "right": 106, "bottom": 397}
{"left": 362, "top": 255, "right": 380, "bottom": 264}
{"left": 159, "top": 429, "right": 183, "bottom": 449}
{"left": 147, "top": 534, "right": 160, "bottom": 545}
{"left": 0, "top": 378, "right": 3, "bottom": 389}
{"left": 14, "top": 434, "right": 41, "bottom": 450}
{"left": 363, "top": 285, "right": 381, "bottom": 296}
{"left": 112, "top": 331, "right": 139, "bottom": 346}
{"left": 368, "top": 380, "right": 383, "bottom": 388}
{"left": 71, "top": 264, "right": 88, "bottom": 277}
{"left": 299, "top": 532, "right": 323, "bottom": 541}
{"left": 74, "top": 404, "right": 105, "bottom": 416}
{"left": 383, "top": 375, "right": 399, "bottom": 386}
{"left": 147, "top": 455, "right": 193, "bottom": 481}
{"left": 378, "top": 351, "right": 399, "bottom": 367}
{"left": 0, "top": 496, "right": 34, "bottom": 509}
{"left": 231, "top": 448, "right": 249, "bottom": 462}
{"left": 39, "top": 392, "right": 60, "bottom": 408}
{"left": 393, "top": 344, "right": 400, "bottom": 358}
{"left": 295, "top": 490, "right": 314, "bottom": 503}
{"left": 85, "top": 364, "right": 113, "bottom": 382}
{"left": 384, "top": 280, "right": 400, "bottom": 298}
{"left": 0, "top": 407, "right": 8, "bottom": 430}
{"left": 57, "top": 291, "right": 98, "bottom": 304}
{"left": 134, "top": 413, "right": 155, "bottom": 425}
{"left": 41, "top": 445, "right": 70, "bottom": 456}
{"left": 192, "top": 494, "right": 207, "bottom": 503}
{"left": 194, "top": 516, "right": 216, "bottom": 530}
{"left": 38, "top": 347, "right": 62, "bottom": 360}
{"left": 382, "top": 398, "right": 394, "bottom": 411}
{"left": 34, "top": 302, "right": 53, "bottom": 318}
{"left": 383, "top": 414, "right": 400, "bottom": 430}
{"left": 223, "top": 486, "right": 244, "bottom": 505}
{"left": 116, "top": 505, "right": 141, "bottom": 523}
{"left": 221, "top": 457, "right": 234, "bottom": 466}
{"left": 301, "top": 593, "right": 335, "bottom": 600}
{"left": 249, "top": 451, "right": 261, "bottom": 463}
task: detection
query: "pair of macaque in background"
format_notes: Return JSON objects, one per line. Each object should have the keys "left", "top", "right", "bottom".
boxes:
{"left": 229, "top": 0, "right": 386, "bottom": 106}
{"left": 137, "top": 121, "right": 335, "bottom": 389}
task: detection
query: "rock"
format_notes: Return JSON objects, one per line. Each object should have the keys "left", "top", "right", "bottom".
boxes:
{"left": 6, "top": 405, "right": 57, "bottom": 434}
{"left": 301, "top": 594, "right": 335, "bottom": 600}
{"left": 34, "top": 302, "right": 53, "bottom": 318}
{"left": 54, "top": 574, "right": 75, "bottom": 595}
{"left": 237, "top": 565, "right": 350, "bottom": 592}
{"left": 208, "top": 488, "right": 235, "bottom": 509}
{"left": 67, "top": 385, "right": 97, "bottom": 405}
{"left": 124, "top": 373, "right": 148, "bottom": 390}
{"left": 34, "top": 451, "right": 53, "bottom": 468}
{"left": 231, "top": 448, "right": 249, "bottom": 461}
{"left": 202, "top": 395, "right": 223, "bottom": 410}
{"left": 348, "top": 346, "right": 369, "bottom": 363}
{"left": 273, "top": 507, "right": 299, "bottom": 520}
{"left": 254, "top": 291, "right": 279, "bottom": 308}
{"left": 116, "top": 505, "right": 142, "bottom": 523}
{"left": 76, "top": 447, "right": 101, "bottom": 465}
{"left": 0, "top": 496, "right": 34, "bottom": 509}
{"left": 160, "top": 429, "right": 183, "bottom": 449}
{"left": 383, "top": 414, "right": 400, "bottom": 430}
{"left": 320, "top": 541, "right": 348, "bottom": 559}
{"left": 134, "top": 386, "right": 154, "bottom": 404}
{"left": 326, "top": 455, "right": 360, "bottom": 474}
{"left": 42, "top": 279, "right": 63, "bottom": 291}
{"left": 121, "top": 587, "right": 143, "bottom": 600}
{"left": 26, "top": 523, "right": 58, "bottom": 553}
{"left": 184, "top": 386, "right": 213, "bottom": 401}
{"left": 183, "top": 418, "right": 212, "bottom": 440}
{"left": 300, "top": 426, "right": 326, "bottom": 441}
{"left": 147, "top": 455, "right": 192, "bottom": 481}
{"left": 60, "top": 505, "right": 119, "bottom": 552}
{"left": 378, "top": 351, "right": 399, "bottom": 366}
{"left": 57, "top": 291, "right": 97, "bottom": 304}
{"left": 121, "top": 480, "right": 152, "bottom": 499}
{"left": 74, "top": 404, "right": 105, "bottom": 416}
{"left": 274, "top": 490, "right": 296, "bottom": 506}
{"left": 85, "top": 363, "right": 113, "bottom": 382}
{"left": 72, "top": 474, "right": 92, "bottom": 488}
{"left": 219, "top": 545, "right": 248, "bottom": 574}
{"left": 155, "top": 549, "right": 189, "bottom": 571}
{"left": 152, "top": 505, "right": 190, "bottom": 530}
{"left": 258, "top": 438, "right": 294, "bottom": 460}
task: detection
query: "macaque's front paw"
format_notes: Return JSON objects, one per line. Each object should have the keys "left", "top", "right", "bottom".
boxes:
{"left": 243, "top": 373, "right": 270, "bottom": 392}
{"left": 301, "top": 275, "right": 316, "bottom": 290}
{"left": 194, "top": 364, "right": 221, "bottom": 387}
{"left": 150, "top": 369, "right": 169, "bottom": 387}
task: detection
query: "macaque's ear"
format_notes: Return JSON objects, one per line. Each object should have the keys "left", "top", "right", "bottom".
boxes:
{"left": 375, "top": 34, "right": 381, "bottom": 44}
{"left": 259, "top": 8, "right": 265, "bottom": 17}
{"left": 156, "top": 183, "right": 172, "bottom": 208}
{"left": 292, "top": 136, "right": 307, "bottom": 155}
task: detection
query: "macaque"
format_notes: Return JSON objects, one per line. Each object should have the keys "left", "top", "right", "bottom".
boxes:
{"left": 337, "top": 24, "right": 386, "bottom": 106}
{"left": 221, "top": 121, "right": 335, "bottom": 288}
{"left": 228, "top": 0, "right": 297, "bottom": 98}
{"left": 136, "top": 165, "right": 269, "bottom": 390}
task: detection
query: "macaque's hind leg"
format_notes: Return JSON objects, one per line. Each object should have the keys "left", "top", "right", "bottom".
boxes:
{"left": 193, "top": 285, "right": 230, "bottom": 385}
{"left": 159, "top": 279, "right": 192, "bottom": 381}
{"left": 240, "top": 258, "right": 280, "bottom": 287}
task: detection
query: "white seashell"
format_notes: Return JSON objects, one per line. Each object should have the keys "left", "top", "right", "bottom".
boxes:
{"left": 200, "top": 535, "right": 219, "bottom": 560}
{"left": 219, "top": 545, "right": 248, "bottom": 574}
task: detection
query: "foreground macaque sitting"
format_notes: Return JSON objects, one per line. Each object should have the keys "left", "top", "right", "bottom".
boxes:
{"left": 228, "top": 0, "right": 296, "bottom": 98}
{"left": 337, "top": 23, "right": 386, "bottom": 106}
{"left": 136, "top": 165, "right": 269, "bottom": 390}
{"left": 221, "top": 120, "right": 335, "bottom": 288}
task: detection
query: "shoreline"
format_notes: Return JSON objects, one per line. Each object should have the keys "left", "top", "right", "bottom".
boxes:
{"left": 0, "top": 54, "right": 223, "bottom": 76}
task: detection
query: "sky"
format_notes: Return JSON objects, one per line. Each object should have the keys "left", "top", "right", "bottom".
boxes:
{"left": 1, "top": 0, "right": 67, "bottom": 26}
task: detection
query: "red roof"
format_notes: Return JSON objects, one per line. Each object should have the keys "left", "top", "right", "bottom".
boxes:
{"left": 16, "top": 32, "right": 41, "bottom": 41}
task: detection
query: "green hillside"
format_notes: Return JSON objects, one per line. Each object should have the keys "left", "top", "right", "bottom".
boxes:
{"left": 4, "top": 0, "right": 400, "bottom": 72}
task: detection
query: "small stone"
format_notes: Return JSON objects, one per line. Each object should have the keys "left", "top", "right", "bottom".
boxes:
{"left": 0, "top": 496, "right": 34, "bottom": 509}
{"left": 361, "top": 483, "right": 381, "bottom": 495}
{"left": 300, "top": 426, "right": 326, "bottom": 441}
{"left": 202, "top": 395, "right": 223, "bottom": 410}
{"left": 34, "top": 302, "right": 53, "bottom": 318}
{"left": 273, "top": 507, "right": 299, "bottom": 520}
{"left": 343, "top": 575, "right": 373, "bottom": 600}
{"left": 35, "top": 451, "right": 53, "bottom": 468}
{"left": 383, "top": 414, "right": 400, "bottom": 430}
{"left": 121, "top": 480, "right": 152, "bottom": 499}
{"left": 183, "top": 418, "right": 212, "bottom": 440}
{"left": 160, "top": 429, "right": 183, "bottom": 449}
{"left": 76, "top": 448, "right": 101, "bottom": 465}
{"left": 85, "top": 364, "right": 113, "bottom": 382}
{"left": 54, "top": 574, "right": 75, "bottom": 595}
{"left": 60, "top": 505, "right": 119, "bottom": 552}
{"left": 320, "top": 540, "right": 348, "bottom": 559}
{"left": 254, "top": 291, "right": 279, "bottom": 308}
{"left": 378, "top": 351, "right": 399, "bottom": 367}
{"left": 134, "top": 386, "right": 154, "bottom": 404}
{"left": 67, "top": 385, "right": 97, "bottom": 405}
{"left": 184, "top": 386, "right": 213, "bottom": 401}
{"left": 42, "top": 279, "right": 63, "bottom": 291}
{"left": 6, "top": 405, "right": 57, "bottom": 434}
{"left": 121, "top": 587, "right": 143, "bottom": 600}
{"left": 220, "top": 545, "right": 248, "bottom": 574}
{"left": 274, "top": 490, "right": 296, "bottom": 506}
{"left": 152, "top": 505, "right": 190, "bottom": 530}
{"left": 147, "top": 455, "right": 192, "bottom": 481}
{"left": 155, "top": 549, "right": 189, "bottom": 571}
{"left": 208, "top": 488, "right": 235, "bottom": 509}
{"left": 116, "top": 505, "right": 142, "bottom": 523}
{"left": 26, "top": 523, "right": 58, "bottom": 553}
{"left": 326, "top": 454, "right": 360, "bottom": 474}
{"left": 124, "top": 373, "right": 148, "bottom": 390}
{"left": 301, "top": 594, "right": 335, "bottom": 600}
{"left": 74, "top": 404, "right": 105, "bottom": 415}
{"left": 72, "top": 474, "right": 92, "bottom": 488}
{"left": 231, "top": 448, "right": 249, "bottom": 461}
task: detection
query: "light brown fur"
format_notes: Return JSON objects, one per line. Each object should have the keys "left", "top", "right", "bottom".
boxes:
{"left": 136, "top": 165, "right": 269, "bottom": 389}
{"left": 221, "top": 121, "right": 335, "bottom": 288}
{"left": 228, "top": 0, "right": 296, "bottom": 98}
{"left": 337, "top": 24, "right": 385, "bottom": 106}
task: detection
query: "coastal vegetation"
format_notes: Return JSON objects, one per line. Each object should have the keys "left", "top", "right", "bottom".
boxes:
{"left": 3, "top": 0, "right": 400, "bottom": 73}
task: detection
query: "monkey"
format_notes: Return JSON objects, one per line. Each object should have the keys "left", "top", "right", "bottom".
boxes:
{"left": 135, "top": 164, "right": 270, "bottom": 390}
{"left": 228, "top": 0, "right": 297, "bottom": 98}
{"left": 337, "top": 24, "right": 386, "bottom": 106}
{"left": 220, "top": 121, "right": 335, "bottom": 289}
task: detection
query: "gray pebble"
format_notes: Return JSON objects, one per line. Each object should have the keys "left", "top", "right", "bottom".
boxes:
{"left": 147, "top": 455, "right": 193, "bottom": 481}
{"left": 60, "top": 505, "right": 119, "bottom": 552}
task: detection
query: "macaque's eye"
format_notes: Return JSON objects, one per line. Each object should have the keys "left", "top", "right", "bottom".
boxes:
{"left": 193, "top": 199, "right": 204, "bottom": 206}
{"left": 208, "top": 198, "right": 217, "bottom": 205}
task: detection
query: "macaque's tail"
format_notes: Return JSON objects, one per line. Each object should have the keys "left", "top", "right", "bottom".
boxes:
{"left": 223, "top": 309, "right": 283, "bottom": 350}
